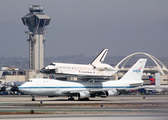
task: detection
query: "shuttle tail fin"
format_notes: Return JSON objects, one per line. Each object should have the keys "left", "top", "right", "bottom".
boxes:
{"left": 91, "top": 48, "right": 108, "bottom": 65}
{"left": 120, "top": 59, "right": 147, "bottom": 81}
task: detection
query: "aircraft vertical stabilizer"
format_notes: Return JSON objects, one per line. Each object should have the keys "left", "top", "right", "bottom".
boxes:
{"left": 91, "top": 48, "right": 108, "bottom": 65}
{"left": 149, "top": 75, "right": 155, "bottom": 85}
{"left": 120, "top": 59, "right": 147, "bottom": 81}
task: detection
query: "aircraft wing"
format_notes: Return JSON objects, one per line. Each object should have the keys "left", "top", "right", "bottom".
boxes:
{"left": 61, "top": 87, "right": 141, "bottom": 97}
{"left": 61, "top": 89, "right": 108, "bottom": 97}
{"left": 61, "top": 89, "right": 112, "bottom": 94}
{"left": 90, "top": 87, "right": 141, "bottom": 93}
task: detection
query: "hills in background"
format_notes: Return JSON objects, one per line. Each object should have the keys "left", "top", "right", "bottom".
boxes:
{"left": 0, "top": 55, "right": 167, "bottom": 70}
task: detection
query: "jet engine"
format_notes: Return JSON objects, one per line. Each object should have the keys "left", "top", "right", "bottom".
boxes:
{"left": 106, "top": 89, "right": 118, "bottom": 96}
{"left": 5, "top": 86, "right": 12, "bottom": 91}
{"left": 77, "top": 91, "right": 90, "bottom": 98}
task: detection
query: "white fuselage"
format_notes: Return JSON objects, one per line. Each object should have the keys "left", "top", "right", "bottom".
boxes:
{"left": 19, "top": 78, "right": 143, "bottom": 96}
{"left": 41, "top": 63, "right": 117, "bottom": 77}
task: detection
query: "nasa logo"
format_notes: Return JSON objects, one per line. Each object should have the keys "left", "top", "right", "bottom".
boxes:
{"left": 133, "top": 70, "right": 141, "bottom": 72}
{"left": 133, "top": 66, "right": 142, "bottom": 73}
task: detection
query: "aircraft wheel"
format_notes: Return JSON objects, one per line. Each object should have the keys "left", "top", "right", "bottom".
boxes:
{"left": 31, "top": 95, "right": 35, "bottom": 101}
{"left": 68, "top": 97, "right": 74, "bottom": 101}
{"left": 78, "top": 97, "right": 89, "bottom": 101}
{"left": 85, "top": 97, "right": 90, "bottom": 101}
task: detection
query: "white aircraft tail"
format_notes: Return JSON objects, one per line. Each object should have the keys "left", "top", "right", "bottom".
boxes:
{"left": 120, "top": 59, "right": 147, "bottom": 81}
{"left": 91, "top": 49, "right": 108, "bottom": 65}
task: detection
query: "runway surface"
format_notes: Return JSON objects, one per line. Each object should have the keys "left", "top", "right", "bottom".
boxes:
{"left": 1, "top": 114, "right": 168, "bottom": 120}
{"left": 0, "top": 95, "right": 168, "bottom": 119}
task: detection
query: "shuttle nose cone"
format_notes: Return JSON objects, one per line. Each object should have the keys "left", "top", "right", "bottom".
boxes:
{"left": 40, "top": 67, "right": 50, "bottom": 73}
{"left": 40, "top": 67, "right": 46, "bottom": 73}
{"left": 40, "top": 67, "right": 56, "bottom": 74}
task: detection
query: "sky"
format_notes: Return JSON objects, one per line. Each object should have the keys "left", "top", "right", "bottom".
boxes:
{"left": 0, "top": 0, "right": 168, "bottom": 58}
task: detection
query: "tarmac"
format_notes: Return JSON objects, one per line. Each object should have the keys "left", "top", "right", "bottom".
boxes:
{"left": 0, "top": 95, "right": 168, "bottom": 119}
{"left": 0, "top": 94, "right": 168, "bottom": 103}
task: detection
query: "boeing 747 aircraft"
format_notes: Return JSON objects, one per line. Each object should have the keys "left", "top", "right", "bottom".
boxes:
{"left": 19, "top": 59, "right": 147, "bottom": 101}
{"left": 40, "top": 49, "right": 117, "bottom": 80}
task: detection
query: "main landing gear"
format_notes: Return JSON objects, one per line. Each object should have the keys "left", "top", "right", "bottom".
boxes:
{"left": 78, "top": 97, "right": 90, "bottom": 101}
{"left": 68, "top": 96, "right": 75, "bottom": 101}
{"left": 31, "top": 95, "right": 35, "bottom": 101}
{"left": 68, "top": 97, "right": 90, "bottom": 101}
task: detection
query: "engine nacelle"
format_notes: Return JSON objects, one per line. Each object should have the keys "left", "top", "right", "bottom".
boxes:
{"left": 78, "top": 91, "right": 90, "bottom": 98}
{"left": 106, "top": 89, "right": 118, "bottom": 96}
{"left": 5, "top": 87, "right": 12, "bottom": 91}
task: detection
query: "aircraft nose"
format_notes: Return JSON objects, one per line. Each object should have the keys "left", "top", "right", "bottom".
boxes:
{"left": 40, "top": 67, "right": 56, "bottom": 74}
{"left": 40, "top": 67, "right": 50, "bottom": 73}
{"left": 18, "top": 85, "right": 29, "bottom": 94}
{"left": 40, "top": 67, "right": 45, "bottom": 73}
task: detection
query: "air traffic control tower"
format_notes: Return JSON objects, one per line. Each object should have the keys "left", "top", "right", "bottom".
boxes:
{"left": 22, "top": 5, "right": 51, "bottom": 70}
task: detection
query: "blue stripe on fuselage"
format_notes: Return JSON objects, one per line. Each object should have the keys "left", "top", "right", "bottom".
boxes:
{"left": 19, "top": 86, "right": 136, "bottom": 89}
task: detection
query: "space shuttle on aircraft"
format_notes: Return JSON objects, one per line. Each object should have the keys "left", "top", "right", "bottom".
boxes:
{"left": 19, "top": 59, "right": 147, "bottom": 101}
{"left": 40, "top": 49, "right": 117, "bottom": 80}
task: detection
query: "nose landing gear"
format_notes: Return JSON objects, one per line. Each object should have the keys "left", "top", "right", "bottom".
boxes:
{"left": 31, "top": 95, "right": 35, "bottom": 101}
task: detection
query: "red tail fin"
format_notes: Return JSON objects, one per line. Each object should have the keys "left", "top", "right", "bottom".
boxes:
{"left": 149, "top": 75, "right": 155, "bottom": 85}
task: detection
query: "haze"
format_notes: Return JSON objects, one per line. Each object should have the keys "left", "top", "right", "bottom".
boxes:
{"left": 0, "top": 0, "right": 168, "bottom": 58}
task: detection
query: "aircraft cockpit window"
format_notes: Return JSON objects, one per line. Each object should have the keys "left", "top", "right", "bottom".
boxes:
{"left": 50, "top": 63, "right": 55, "bottom": 66}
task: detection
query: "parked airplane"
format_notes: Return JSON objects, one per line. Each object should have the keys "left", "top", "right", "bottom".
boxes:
{"left": 5, "top": 81, "right": 25, "bottom": 92}
{"left": 19, "top": 59, "right": 147, "bottom": 101}
{"left": 149, "top": 75, "right": 155, "bottom": 85}
{"left": 0, "top": 71, "right": 25, "bottom": 93}
{"left": 0, "top": 81, "right": 6, "bottom": 92}
{"left": 40, "top": 49, "right": 117, "bottom": 80}
{"left": 143, "top": 75, "right": 168, "bottom": 93}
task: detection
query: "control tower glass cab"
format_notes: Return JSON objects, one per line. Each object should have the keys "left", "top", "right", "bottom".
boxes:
{"left": 22, "top": 5, "right": 51, "bottom": 71}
